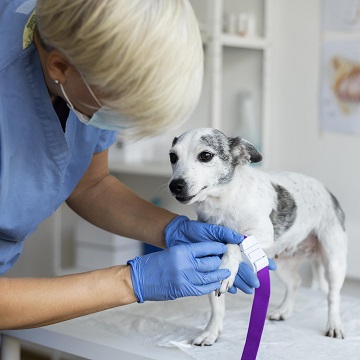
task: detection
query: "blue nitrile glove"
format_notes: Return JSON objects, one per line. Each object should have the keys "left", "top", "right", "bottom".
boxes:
{"left": 127, "top": 242, "right": 230, "bottom": 303}
{"left": 228, "top": 258, "right": 277, "bottom": 294}
{"left": 165, "top": 215, "right": 245, "bottom": 247}
{"left": 165, "top": 216, "right": 277, "bottom": 295}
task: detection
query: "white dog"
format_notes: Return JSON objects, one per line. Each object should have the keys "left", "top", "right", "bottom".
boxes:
{"left": 168, "top": 128, "right": 347, "bottom": 345}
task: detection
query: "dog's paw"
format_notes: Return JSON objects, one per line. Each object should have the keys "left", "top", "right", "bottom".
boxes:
{"left": 325, "top": 320, "right": 344, "bottom": 339}
{"left": 191, "top": 329, "right": 220, "bottom": 346}
{"left": 268, "top": 307, "right": 293, "bottom": 321}
{"left": 217, "top": 273, "right": 236, "bottom": 295}
{"left": 325, "top": 327, "right": 344, "bottom": 339}
{"left": 217, "top": 244, "right": 241, "bottom": 296}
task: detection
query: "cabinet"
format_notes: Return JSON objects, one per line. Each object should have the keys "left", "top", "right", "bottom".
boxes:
{"left": 108, "top": 0, "right": 273, "bottom": 175}
{"left": 54, "top": 0, "right": 273, "bottom": 275}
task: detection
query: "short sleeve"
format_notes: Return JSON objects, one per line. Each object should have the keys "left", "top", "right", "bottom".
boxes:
{"left": 94, "top": 129, "right": 119, "bottom": 153}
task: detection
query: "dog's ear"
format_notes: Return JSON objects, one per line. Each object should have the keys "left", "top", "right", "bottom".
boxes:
{"left": 229, "top": 137, "right": 262, "bottom": 165}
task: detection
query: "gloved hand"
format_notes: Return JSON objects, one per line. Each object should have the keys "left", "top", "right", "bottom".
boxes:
{"left": 127, "top": 242, "right": 230, "bottom": 302}
{"left": 165, "top": 215, "right": 245, "bottom": 247}
{"left": 228, "top": 258, "right": 277, "bottom": 294}
{"left": 165, "top": 216, "right": 277, "bottom": 295}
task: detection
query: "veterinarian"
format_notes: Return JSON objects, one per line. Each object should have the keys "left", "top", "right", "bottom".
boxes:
{"left": 0, "top": 0, "right": 275, "bottom": 330}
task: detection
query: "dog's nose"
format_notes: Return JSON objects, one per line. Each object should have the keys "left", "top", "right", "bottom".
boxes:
{"left": 169, "top": 178, "right": 186, "bottom": 195}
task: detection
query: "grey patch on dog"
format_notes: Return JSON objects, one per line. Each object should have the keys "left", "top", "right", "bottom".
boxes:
{"left": 200, "top": 129, "right": 230, "bottom": 163}
{"left": 199, "top": 130, "right": 236, "bottom": 185}
{"left": 270, "top": 184, "right": 297, "bottom": 238}
{"left": 172, "top": 131, "right": 189, "bottom": 147}
{"left": 328, "top": 190, "right": 346, "bottom": 230}
{"left": 172, "top": 137, "right": 178, "bottom": 147}
{"left": 218, "top": 168, "right": 236, "bottom": 185}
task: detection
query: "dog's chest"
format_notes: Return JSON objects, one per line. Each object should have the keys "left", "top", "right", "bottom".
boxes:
{"left": 194, "top": 174, "right": 274, "bottom": 235}
{"left": 195, "top": 199, "right": 249, "bottom": 235}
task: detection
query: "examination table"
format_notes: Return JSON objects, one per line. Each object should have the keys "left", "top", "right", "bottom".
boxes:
{"left": 1, "top": 278, "right": 360, "bottom": 360}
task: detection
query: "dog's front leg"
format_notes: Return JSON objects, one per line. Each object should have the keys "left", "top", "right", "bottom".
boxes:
{"left": 191, "top": 292, "right": 225, "bottom": 346}
{"left": 191, "top": 244, "right": 241, "bottom": 346}
{"left": 245, "top": 219, "right": 275, "bottom": 256}
{"left": 218, "top": 244, "right": 242, "bottom": 294}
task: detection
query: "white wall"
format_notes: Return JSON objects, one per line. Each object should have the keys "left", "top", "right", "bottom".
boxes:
{"left": 5, "top": 0, "right": 359, "bottom": 281}
{"left": 267, "top": 0, "right": 360, "bottom": 279}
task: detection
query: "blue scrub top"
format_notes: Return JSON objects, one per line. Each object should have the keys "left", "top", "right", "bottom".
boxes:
{"left": 0, "top": 0, "right": 118, "bottom": 273}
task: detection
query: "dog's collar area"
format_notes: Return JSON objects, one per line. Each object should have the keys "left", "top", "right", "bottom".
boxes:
{"left": 239, "top": 236, "right": 269, "bottom": 273}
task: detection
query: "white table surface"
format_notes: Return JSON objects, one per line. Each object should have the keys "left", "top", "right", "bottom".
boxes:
{"left": 2, "top": 319, "right": 193, "bottom": 360}
{"left": 1, "top": 319, "right": 193, "bottom": 360}
{"left": 2, "top": 281, "right": 360, "bottom": 360}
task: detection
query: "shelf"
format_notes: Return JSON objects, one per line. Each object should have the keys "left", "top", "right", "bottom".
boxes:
{"left": 221, "top": 33, "right": 268, "bottom": 50}
{"left": 109, "top": 160, "right": 172, "bottom": 177}
{"left": 323, "top": 30, "right": 360, "bottom": 42}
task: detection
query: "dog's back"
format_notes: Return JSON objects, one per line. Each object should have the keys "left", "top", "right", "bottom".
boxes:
{"left": 267, "top": 170, "right": 346, "bottom": 257}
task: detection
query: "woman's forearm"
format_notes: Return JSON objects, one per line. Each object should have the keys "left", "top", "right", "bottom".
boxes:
{"left": 0, "top": 265, "right": 136, "bottom": 330}
{"left": 67, "top": 174, "right": 177, "bottom": 248}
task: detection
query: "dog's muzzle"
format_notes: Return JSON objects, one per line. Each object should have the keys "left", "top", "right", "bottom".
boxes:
{"left": 169, "top": 178, "right": 186, "bottom": 196}
{"left": 169, "top": 178, "right": 195, "bottom": 203}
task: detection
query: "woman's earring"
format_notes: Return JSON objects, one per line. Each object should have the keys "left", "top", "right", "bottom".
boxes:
{"left": 54, "top": 80, "right": 59, "bottom": 85}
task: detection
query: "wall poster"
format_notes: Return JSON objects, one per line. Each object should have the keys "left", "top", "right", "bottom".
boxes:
{"left": 321, "top": 0, "right": 360, "bottom": 134}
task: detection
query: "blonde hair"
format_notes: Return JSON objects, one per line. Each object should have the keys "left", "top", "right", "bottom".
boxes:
{"left": 36, "top": 0, "right": 203, "bottom": 138}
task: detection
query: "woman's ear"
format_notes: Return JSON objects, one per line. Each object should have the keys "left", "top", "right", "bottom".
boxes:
{"left": 46, "top": 49, "right": 71, "bottom": 84}
{"left": 229, "top": 137, "right": 262, "bottom": 165}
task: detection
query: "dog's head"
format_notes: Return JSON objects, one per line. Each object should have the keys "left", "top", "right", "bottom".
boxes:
{"left": 168, "top": 128, "right": 262, "bottom": 204}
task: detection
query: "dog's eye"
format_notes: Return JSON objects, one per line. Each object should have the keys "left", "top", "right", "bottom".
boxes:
{"left": 169, "top": 152, "right": 178, "bottom": 164}
{"left": 198, "top": 151, "right": 214, "bottom": 162}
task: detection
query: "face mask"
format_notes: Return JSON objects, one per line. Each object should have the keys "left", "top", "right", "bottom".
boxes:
{"left": 58, "top": 80, "right": 130, "bottom": 131}
{"left": 87, "top": 107, "right": 130, "bottom": 130}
